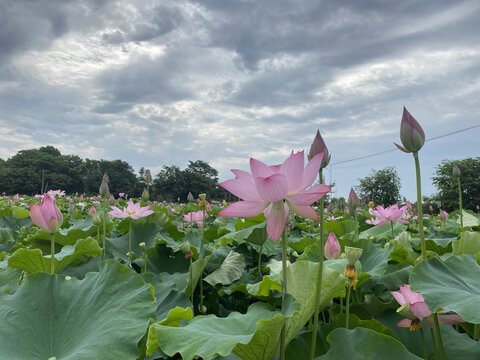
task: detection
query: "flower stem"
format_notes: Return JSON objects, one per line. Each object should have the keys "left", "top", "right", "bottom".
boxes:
{"left": 390, "top": 221, "right": 394, "bottom": 240}
{"left": 128, "top": 219, "right": 132, "bottom": 267}
{"left": 430, "top": 327, "right": 438, "bottom": 360}
{"left": 413, "top": 152, "right": 427, "bottom": 261}
{"left": 419, "top": 327, "right": 429, "bottom": 360}
{"left": 258, "top": 244, "right": 263, "bottom": 276}
{"left": 345, "top": 285, "right": 352, "bottom": 329}
{"left": 102, "top": 205, "right": 107, "bottom": 260}
{"left": 354, "top": 211, "right": 359, "bottom": 242}
{"left": 280, "top": 229, "right": 288, "bottom": 360}
{"left": 310, "top": 169, "right": 324, "bottom": 360}
{"left": 474, "top": 324, "right": 479, "bottom": 340}
{"left": 189, "top": 257, "right": 194, "bottom": 305}
{"left": 199, "top": 207, "right": 206, "bottom": 313}
{"left": 50, "top": 233, "right": 55, "bottom": 276}
{"left": 433, "top": 312, "right": 446, "bottom": 360}
{"left": 457, "top": 177, "right": 463, "bottom": 228}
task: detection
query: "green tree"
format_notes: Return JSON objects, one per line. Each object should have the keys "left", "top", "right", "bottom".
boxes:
{"left": 355, "top": 166, "right": 401, "bottom": 206}
{"left": 431, "top": 157, "right": 480, "bottom": 212}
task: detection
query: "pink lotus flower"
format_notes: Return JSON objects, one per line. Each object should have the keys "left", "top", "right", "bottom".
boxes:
{"left": 47, "top": 190, "right": 66, "bottom": 199}
{"left": 30, "top": 194, "right": 63, "bottom": 233}
{"left": 366, "top": 204, "right": 409, "bottom": 227}
{"left": 439, "top": 210, "right": 449, "bottom": 222}
{"left": 391, "top": 284, "right": 463, "bottom": 329}
{"left": 324, "top": 233, "right": 341, "bottom": 260}
{"left": 13, "top": 194, "right": 20, "bottom": 202}
{"left": 107, "top": 200, "right": 154, "bottom": 219}
{"left": 218, "top": 151, "right": 331, "bottom": 241}
{"left": 183, "top": 210, "right": 207, "bottom": 228}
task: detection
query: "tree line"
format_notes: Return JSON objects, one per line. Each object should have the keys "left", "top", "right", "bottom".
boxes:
{"left": 0, "top": 146, "right": 228, "bottom": 201}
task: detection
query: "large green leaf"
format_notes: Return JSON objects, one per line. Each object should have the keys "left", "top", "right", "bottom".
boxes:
{"left": 410, "top": 255, "right": 480, "bottom": 323}
{"left": 452, "top": 231, "right": 480, "bottom": 261}
{"left": 204, "top": 250, "right": 245, "bottom": 286}
{"left": 360, "top": 222, "right": 407, "bottom": 240}
{"left": 317, "top": 327, "right": 421, "bottom": 359}
{"left": 147, "top": 298, "right": 297, "bottom": 360}
{"left": 8, "top": 237, "right": 101, "bottom": 274}
{"left": 0, "top": 260, "right": 156, "bottom": 359}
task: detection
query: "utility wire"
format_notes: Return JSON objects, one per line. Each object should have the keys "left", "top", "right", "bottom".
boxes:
{"left": 331, "top": 123, "right": 480, "bottom": 166}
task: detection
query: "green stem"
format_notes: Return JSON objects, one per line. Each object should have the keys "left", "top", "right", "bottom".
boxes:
{"left": 144, "top": 250, "right": 148, "bottom": 273}
{"left": 433, "top": 312, "right": 446, "bottom": 360}
{"left": 199, "top": 207, "right": 206, "bottom": 313}
{"left": 128, "top": 219, "right": 132, "bottom": 267}
{"left": 310, "top": 169, "right": 324, "bottom": 360}
{"left": 50, "top": 233, "right": 55, "bottom": 276}
{"left": 474, "top": 324, "right": 479, "bottom": 341}
{"left": 280, "top": 230, "right": 288, "bottom": 360}
{"left": 389, "top": 221, "right": 394, "bottom": 241}
{"left": 339, "top": 296, "right": 343, "bottom": 314}
{"left": 419, "top": 327, "right": 429, "bottom": 360}
{"left": 414, "top": 152, "right": 427, "bottom": 261}
{"left": 458, "top": 177, "right": 463, "bottom": 228}
{"left": 258, "top": 243, "right": 263, "bottom": 276}
{"left": 102, "top": 203, "right": 107, "bottom": 261}
{"left": 430, "top": 327, "right": 438, "bottom": 360}
{"left": 189, "top": 257, "right": 194, "bottom": 305}
{"left": 354, "top": 210, "right": 359, "bottom": 242}
{"left": 345, "top": 285, "right": 352, "bottom": 329}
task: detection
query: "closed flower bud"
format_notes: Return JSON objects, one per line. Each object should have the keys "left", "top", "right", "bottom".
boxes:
{"left": 452, "top": 164, "right": 461, "bottom": 177}
{"left": 141, "top": 188, "right": 149, "bottom": 202}
{"left": 439, "top": 210, "right": 449, "bottom": 222}
{"left": 145, "top": 169, "right": 152, "bottom": 184}
{"left": 89, "top": 206, "right": 101, "bottom": 225}
{"left": 324, "top": 232, "right": 341, "bottom": 260}
{"left": 348, "top": 188, "right": 359, "bottom": 209}
{"left": 394, "top": 107, "right": 425, "bottom": 153}
{"left": 99, "top": 178, "right": 110, "bottom": 198}
{"left": 187, "top": 191, "right": 195, "bottom": 203}
{"left": 29, "top": 195, "right": 63, "bottom": 233}
{"left": 308, "top": 130, "right": 330, "bottom": 168}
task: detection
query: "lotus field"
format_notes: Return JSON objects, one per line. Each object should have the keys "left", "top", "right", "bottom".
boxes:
{"left": 1, "top": 109, "right": 480, "bottom": 360}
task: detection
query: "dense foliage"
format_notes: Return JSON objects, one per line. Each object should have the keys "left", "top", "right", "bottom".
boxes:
{"left": 355, "top": 166, "right": 401, "bottom": 206}
{"left": 431, "top": 157, "right": 480, "bottom": 212}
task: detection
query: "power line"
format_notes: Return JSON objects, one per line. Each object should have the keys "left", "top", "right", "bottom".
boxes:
{"left": 331, "top": 123, "right": 480, "bottom": 166}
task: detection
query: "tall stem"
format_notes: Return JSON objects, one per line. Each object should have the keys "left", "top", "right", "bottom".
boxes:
{"left": 50, "top": 233, "right": 55, "bottom": 276}
{"left": 199, "top": 206, "right": 206, "bottom": 313}
{"left": 430, "top": 327, "right": 438, "bottom": 360}
{"left": 345, "top": 285, "right": 352, "bottom": 329}
{"left": 310, "top": 169, "right": 324, "bottom": 360}
{"left": 128, "top": 219, "right": 132, "bottom": 267}
{"left": 433, "top": 312, "right": 446, "bottom": 360}
{"left": 419, "top": 327, "right": 429, "bottom": 360}
{"left": 354, "top": 211, "right": 359, "bottom": 242}
{"left": 258, "top": 244, "right": 263, "bottom": 276}
{"left": 457, "top": 177, "right": 463, "bottom": 228}
{"left": 414, "top": 152, "right": 427, "bottom": 261}
{"left": 280, "top": 230, "right": 288, "bottom": 360}
{"left": 390, "top": 221, "right": 394, "bottom": 240}
{"left": 102, "top": 203, "right": 107, "bottom": 261}
{"left": 474, "top": 324, "right": 479, "bottom": 341}
{"left": 189, "top": 257, "right": 194, "bottom": 305}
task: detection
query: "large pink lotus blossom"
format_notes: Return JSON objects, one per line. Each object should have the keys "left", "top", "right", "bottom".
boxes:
{"left": 30, "top": 194, "right": 63, "bottom": 233}
{"left": 391, "top": 284, "right": 463, "bottom": 329}
{"left": 366, "top": 204, "right": 409, "bottom": 226}
{"left": 183, "top": 210, "right": 207, "bottom": 228}
{"left": 218, "top": 151, "right": 331, "bottom": 241}
{"left": 107, "top": 200, "right": 154, "bottom": 219}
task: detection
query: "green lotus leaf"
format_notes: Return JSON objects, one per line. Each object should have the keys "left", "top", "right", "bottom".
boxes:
{"left": 452, "top": 231, "right": 480, "bottom": 259}
{"left": 360, "top": 222, "right": 407, "bottom": 240}
{"left": 8, "top": 237, "right": 101, "bottom": 274}
{"left": 0, "top": 260, "right": 156, "bottom": 359}
{"left": 410, "top": 255, "right": 480, "bottom": 323}
{"left": 0, "top": 266, "right": 22, "bottom": 294}
{"left": 317, "top": 327, "right": 421, "bottom": 359}
{"left": 204, "top": 250, "right": 245, "bottom": 286}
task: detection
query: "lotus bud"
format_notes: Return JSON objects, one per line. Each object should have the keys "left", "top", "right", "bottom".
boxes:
{"left": 348, "top": 188, "right": 359, "bottom": 209}
{"left": 145, "top": 169, "right": 152, "bottom": 184}
{"left": 108, "top": 194, "right": 115, "bottom": 204}
{"left": 308, "top": 130, "right": 331, "bottom": 168}
{"left": 68, "top": 203, "right": 75, "bottom": 213}
{"left": 452, "top": 164, "right": 461, "bottom": 177}
{"left": 187, "top": 191, "right": 195, "bottom": 203}
{"left": 89, "top": 206, "right": 101, "bottom": 225}
{"left": 394, "top": 107, "right": 425, "bottom": 153}
{"left": 102, "top": 172, "right": 109, "bottom": 183}
{"left": 439, "top": 210, "right": 448, "bottom": 222}
{"left": 99, "top": 178, "right": 109, "bottom": 198}
{"left": 324, "top": 232, "right": 341, "bottom": 260}
{"left": 141, "top": 188, "right": 149, "bottom": 202}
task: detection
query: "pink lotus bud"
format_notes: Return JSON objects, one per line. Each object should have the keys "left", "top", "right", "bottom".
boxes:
{"left": 29, "top": 194, "right": 63, "bottom": 233}
{"left": 439, "top": 210, "right": 449, "bottom": 222}
{"left": 145, "top": 169, "right": 152, "bottom": 184}
{"left": 348, "top": 188, "right": 359, "bottom": 209}
{"left": 68, "top": 203, "right": 75, "bottom": 213}
{"left": 187, "top": 191, "right": 194, "bottom": 203}
{"left": 89, "top": 206, "right": 101, "bottom": 225}
{"left": 452, "top": 164, "right": 461, "bottom": 177}
{"left": 324, "top": 232, "right": 341, "bottom": 260}
{"left": 141, "top": 188, "right": 149, "bottom": 202}
{"left": 308, "top": 130, "right": 330, "bottom": 168}
{"left": 99, "top": 177, "right": 109, "bottom": 198}
{"left": 13, "top": 194, "right": 20, "bottom": 202}
{"left": 429, "top": 205, "right": 433, "bottom": 211}
{"left": 394, "top": 107, "right": 425, "bottom": 153}
{"left": 102, "top": 172, "right": 109, "bottom": 183}
{"left": 108, "top": 194, "right": 115, "bottom": 204}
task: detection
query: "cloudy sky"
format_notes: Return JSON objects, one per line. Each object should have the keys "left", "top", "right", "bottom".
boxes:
{"left": 1, "top": 0, "right": 479, "bottom": 201}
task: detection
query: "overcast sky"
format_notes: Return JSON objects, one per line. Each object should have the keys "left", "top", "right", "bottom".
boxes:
{"left": 1, "top": 0, "right": 479, "bottom": 201}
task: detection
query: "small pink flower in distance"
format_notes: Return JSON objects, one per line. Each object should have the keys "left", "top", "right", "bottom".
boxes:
{"left": 367, "top": 204, "right": 409, "bottom": 226}
{"left": 13, "top": 194, "right": 20, "bottom": 202}
{"left": 108, "top": 200, "right": 154, "bottom": 219}
{"left": 218, "top": 151, "right": 331, "bottom": 241}
{"left": 30, "top": 194, "right": 63, "bottom": 233}
{"left": 119, "top": 192, "right": 125, "bottom": 198}
{"left": 324, "top": 232, "right": 341, "bottom": 260}
{"left": 439, "top": 210, "right": 449, "bottom": 222}
{"left": 183, "top": 210, "right": 207, "bottom": 228}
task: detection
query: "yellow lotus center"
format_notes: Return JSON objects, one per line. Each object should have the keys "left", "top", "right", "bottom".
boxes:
{"left": 126, "top": 209, "right": 137, "bottom": 215}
